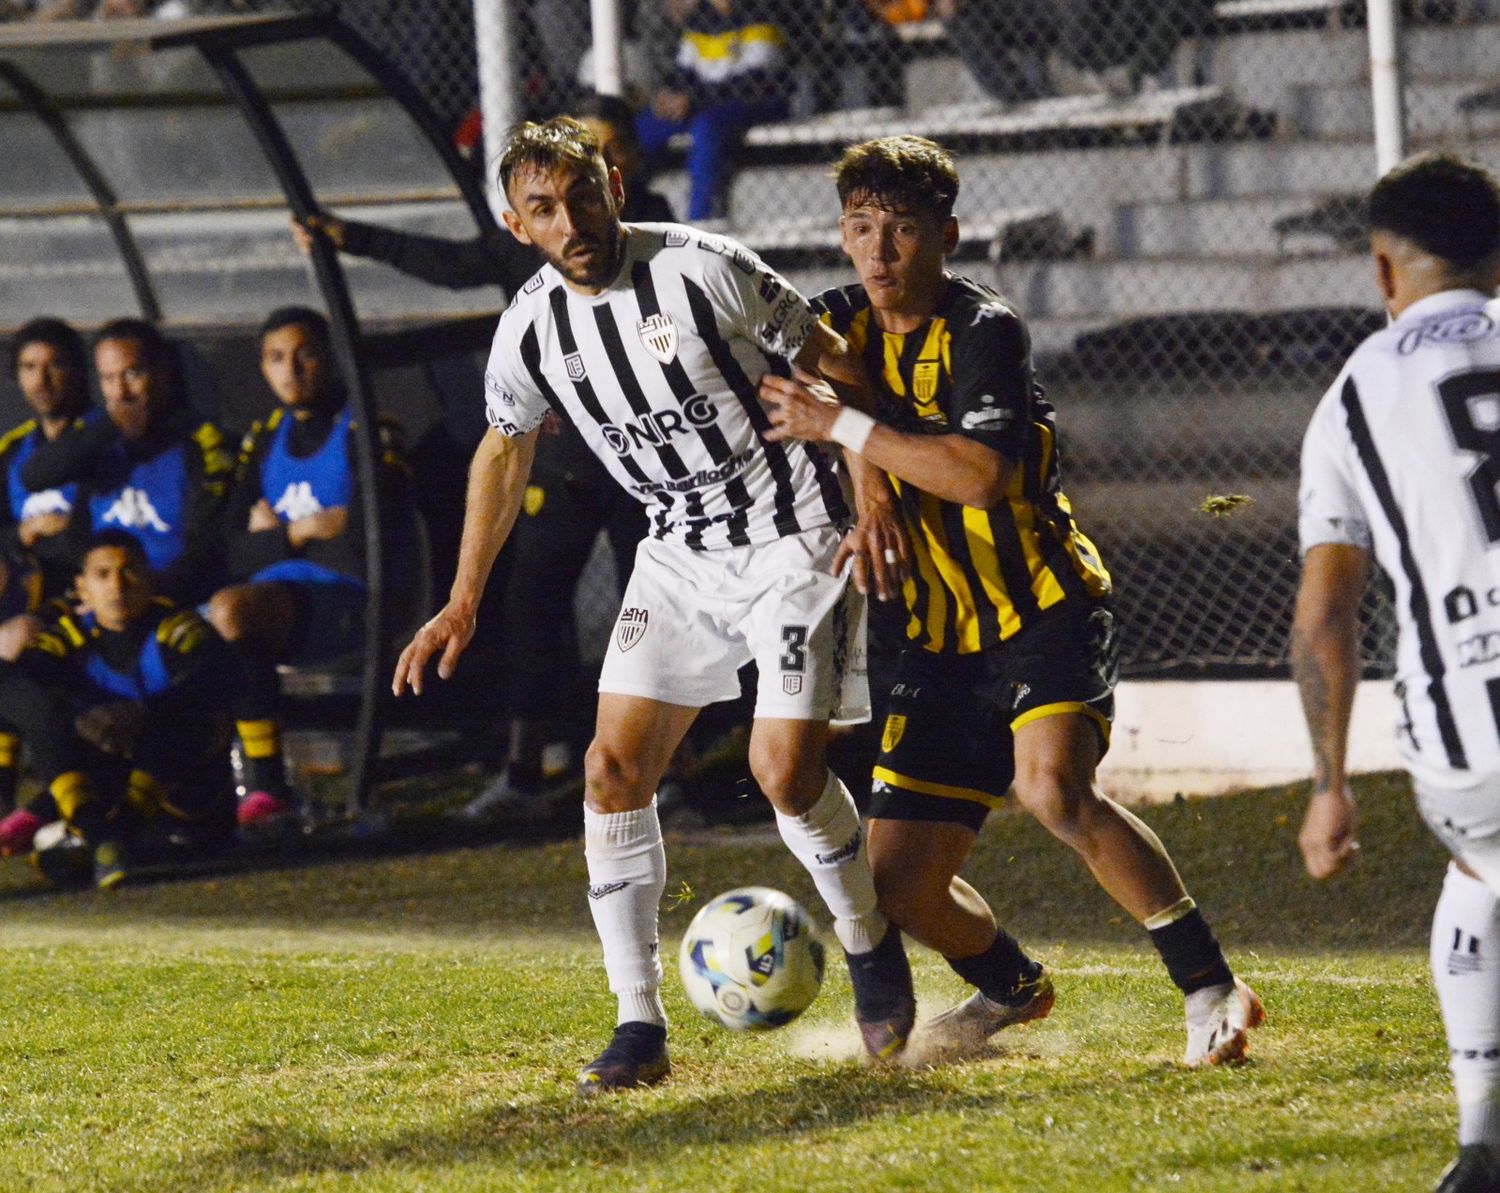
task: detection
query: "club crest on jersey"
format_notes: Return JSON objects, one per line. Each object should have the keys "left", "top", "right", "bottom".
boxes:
{"left": 913, "top": 360, "right": 940, "bottom": 405}
{"left": 564, "top": 352, "right": 587, "bottom": 382}
{"left": 881, "top": 714, "right": 906, "bottom": 753}
{"left": 616, "top": 606, "right": 649, "bottom": 652}
{"left": 637, "top": 313, "right": 678, "bottom": 364}
{"left": 783, "top": 675, "right": 803, "bottom": 696}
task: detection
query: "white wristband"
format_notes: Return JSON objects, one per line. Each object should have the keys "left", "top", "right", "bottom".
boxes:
{"left": 828, "top": 407, "right": 877, "bottom": 455}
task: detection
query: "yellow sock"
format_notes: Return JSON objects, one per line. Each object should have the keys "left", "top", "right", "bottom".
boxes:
{"left": 49, "top": 771, "right": 93, "bottom": 822}
{"left": 236, "top": 719, "right": 281, "bottom": 761}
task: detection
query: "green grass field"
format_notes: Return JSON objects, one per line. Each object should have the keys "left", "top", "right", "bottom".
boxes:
{"left": 0, "top": 773, "right": 1459, "bottom": 1191}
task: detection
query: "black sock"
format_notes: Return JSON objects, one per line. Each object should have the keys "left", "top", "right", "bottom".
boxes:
{"left": 946, "top": 930, "right": 1041, "bottom": 1005}
{"left": 1148, "top": 908, "right": 1234, "bottom": 995}
{"left": 0, "top": 731, "right": 18, "bottom": 813}
{"left": 845, "top": 924, "right": 914, "bottom": 1020}
{"left": 242, "top": 753, "right": 287, "bottom": 796}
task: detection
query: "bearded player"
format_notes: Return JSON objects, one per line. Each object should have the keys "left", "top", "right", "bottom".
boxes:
{"left": 393, "top": 118, "right": 915, "bottom": 1095}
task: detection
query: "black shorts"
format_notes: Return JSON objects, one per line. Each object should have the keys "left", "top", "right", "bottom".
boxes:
{"left": 869, "top": 600, "right": 1119, "bottom": 831}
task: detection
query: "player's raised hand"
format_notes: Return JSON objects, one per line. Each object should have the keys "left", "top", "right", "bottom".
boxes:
{"left": 835, "top": 513, "right": 910, "bottom": 602}
{"left": 392, "top": 602, "right": 477, "bottom": 697}
{"left": 1298, "top": 784, "right": 1360, "bottom": 879}
{"left": 760, "top": 367, "right": 840, "bottom": 444}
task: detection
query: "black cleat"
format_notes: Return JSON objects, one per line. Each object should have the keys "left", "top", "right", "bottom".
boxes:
{"left": 1436, "top": 1145, "right": 1500, "bottom": 1193}
{"left": 845, "top": 926, "right": 916, "bottom": 1060}
{"left": 576, "top": 1022, "right": 670, "bottom": 1097}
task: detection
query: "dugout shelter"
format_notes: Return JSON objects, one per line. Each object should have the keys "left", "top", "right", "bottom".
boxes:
{"left": 0, "top": 13, "right": 505, "bottom": 817}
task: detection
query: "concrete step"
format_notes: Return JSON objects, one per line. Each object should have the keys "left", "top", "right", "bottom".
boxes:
{"left": 1105, "top": 193, "right": 1336, "bottom": 258}
{"left": 904, "top": 18, "right": 1500, "bottom": 124}
{"left": 1290, "top": 77, "right": 1500, "bottom": 138}
{"left": 995, "top": 251, "right": 1371, "bottom": 322}
{"left": 713, "top": 125, "right": 1500, "bottom": 247}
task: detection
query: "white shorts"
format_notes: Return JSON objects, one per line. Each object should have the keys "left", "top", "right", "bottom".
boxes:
{"left": 1416, "top": 773, "right": 1500, "bottom": 894}
{"left": 599, "top": 526, "right": 869, "bottom": 723}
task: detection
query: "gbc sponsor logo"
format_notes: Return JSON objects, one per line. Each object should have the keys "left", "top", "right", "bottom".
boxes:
{"left": 599, "top": 394, "right": 716, "bottom": 455}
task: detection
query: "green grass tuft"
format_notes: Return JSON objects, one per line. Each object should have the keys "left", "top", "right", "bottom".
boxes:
{"left": 0, "top": 773, "right": 1459, "bottom": 1190}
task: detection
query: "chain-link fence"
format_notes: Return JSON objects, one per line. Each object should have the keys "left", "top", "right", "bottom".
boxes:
{"left": 13, "top": 0, "right": 1493, "bottom": 676}
{"left": 597, "top": 0, "right": 1499, "bottom": 677}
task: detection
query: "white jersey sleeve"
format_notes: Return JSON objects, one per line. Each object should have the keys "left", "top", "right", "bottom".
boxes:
{"left": 693, "top": 234, "right": 819, "bottom": 361}
{"left": 482, "top": 306, "right": 551, "bottom": 437}
{"left": 1298, "top": 374, "right": 1374, "bottom": 554}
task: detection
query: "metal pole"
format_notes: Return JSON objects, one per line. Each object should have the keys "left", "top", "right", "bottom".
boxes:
{"left": 589, "top": 0, "right": 626, "bottom": 97}
{"left": 474, "top": 0, "right": 518, "bottom": 220}
{"left": 1367, "top": 0, "right": 1406, "bottom": 175}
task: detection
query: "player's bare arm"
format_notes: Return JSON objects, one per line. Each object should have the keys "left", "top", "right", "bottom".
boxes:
{"left": 760, "top": 366, "right": 1015, "bottom": 509}
{"left": 1290, "top": 541, "right": 1370, "bottom": 880}
{"left": 392, "top": 427, "right": 538, "bottom": 696}
{"left": 791, "top": 322, "right": 910, "bottom": 601}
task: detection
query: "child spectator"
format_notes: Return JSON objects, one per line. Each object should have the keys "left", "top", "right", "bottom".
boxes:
{"left": 636, "top": 0, "right": 792, "bottom": 222}
{"left": 0, "top": 531, "right": 236, "bottom": 888}
{"left": 19, "top": 318, "right": 232, "bottom": 608}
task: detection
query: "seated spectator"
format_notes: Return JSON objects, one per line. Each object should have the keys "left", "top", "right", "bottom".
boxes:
{"left": 0, "top": 317, "right": 92, "bottom": 632}
{"left": 776, "top": 1, "right": 911, "bottom": 115}
{"left": 0, "top": 531, "right": 236, "bottom": 889}
{"left": 0, "top": 318, "right": 93, "bottom": 813}
{"left": 934, "top": 0, "right": 1053, "bottom": 104}
{"left": 635, "top": 0, "right": 793, "bottom": 222}
{"left": 20, "top": 318, "right": 232, "bottom": 608}
{"left": 205, "top": 306, "right": 384, "bottom": 832}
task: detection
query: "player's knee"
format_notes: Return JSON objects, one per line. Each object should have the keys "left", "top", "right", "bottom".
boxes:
{"left": 205, "top": 587, "right": 251, "bottom": 642}
{"left": 747, "top": 746, "right": 822, "bottom": 807}
{"left": 583, "top": 738, "right": 650, "bottom": 811}
{"left": 1012, "top": 761, "right": 1095, "bottom": 843}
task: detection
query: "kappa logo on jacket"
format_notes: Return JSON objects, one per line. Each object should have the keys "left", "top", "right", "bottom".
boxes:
{"left": 100, "top": 487, "right": 169, "bottom": 532}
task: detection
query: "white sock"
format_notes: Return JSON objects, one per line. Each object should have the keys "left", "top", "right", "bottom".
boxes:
{"left": 1432, "top": 862, "right": 1500, "bottom": 1148}
{"left": 774, "top": 771, "right": 887, "bottom": 955}
{"left": 584, "top": 801, "right": 667, "bottom": 1028}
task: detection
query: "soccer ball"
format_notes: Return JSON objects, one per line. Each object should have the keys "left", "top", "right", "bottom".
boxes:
{"left": 678, "top": 886, "right": 825, "bottom": 1030}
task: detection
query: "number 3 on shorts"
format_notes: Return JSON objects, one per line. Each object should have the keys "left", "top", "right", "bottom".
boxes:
{"left": 780, "top": 624, "right": 808, "bottom": 672}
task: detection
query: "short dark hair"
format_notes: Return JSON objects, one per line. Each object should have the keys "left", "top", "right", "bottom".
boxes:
{"left": 78, "top": 527, "right": 149, "bottom": 569}
{"left": 498, "top": 116, "right": 606, "bottom": 197}
{"left": 833, "top": 136, "right": 960, "bottom": 221}
{"left": 1368, "top": 151, "right": 1500, "bottom": 269}
{"left": 259, "top": 305, "right": 330, "bottom": 348}
{"left": 576, "top": 92, "right": 639, "bottom": 139}
{"left": 94, "top": 317, "right": 172, "bottom": 373}
{"left": 11, "top": 317, "right": 87, "bottom": 376}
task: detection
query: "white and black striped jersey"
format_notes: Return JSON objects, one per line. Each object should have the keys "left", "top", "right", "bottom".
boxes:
{"left": 1300, "top": 288, "right": 1500, "bottom": 789}
{"left": 482, "top": 222, "right": 847, "bottom": 550}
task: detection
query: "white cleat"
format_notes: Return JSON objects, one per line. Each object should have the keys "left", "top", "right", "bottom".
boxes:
{"left": 923, "top": 968, "right": 1055, "bottom": 1058}
{"left": 1184, "top": 977, "right": 1265, "bottom": 1067}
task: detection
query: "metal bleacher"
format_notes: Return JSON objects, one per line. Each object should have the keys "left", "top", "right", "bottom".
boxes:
{"left": 653, "top": 4, "right": 1500, "bottom": 366}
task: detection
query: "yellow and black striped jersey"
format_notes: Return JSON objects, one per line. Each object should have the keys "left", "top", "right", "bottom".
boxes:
{"left": 815, "top": 274, "right": 1111, "bottom": 654}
